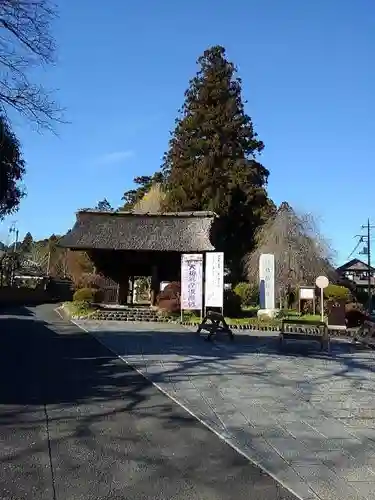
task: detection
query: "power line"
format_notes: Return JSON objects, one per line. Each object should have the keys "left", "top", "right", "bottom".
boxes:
{"left": 347, "top": 237, "right": 363, "bottom": 260}
{"left": 9, "top": 222, "right": 19, "bottom": 252}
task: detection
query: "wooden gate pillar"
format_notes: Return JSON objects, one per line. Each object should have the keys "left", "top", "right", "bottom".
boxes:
{"left": 118, "top": 276, "right": 129, "bottom": 305}
{"left": 150, "top": 265, "right": 159, "bottom": 306}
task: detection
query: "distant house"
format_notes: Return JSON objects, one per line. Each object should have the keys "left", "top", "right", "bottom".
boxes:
{"left": 336, "top": 258, "right": 375, "bottom": 293}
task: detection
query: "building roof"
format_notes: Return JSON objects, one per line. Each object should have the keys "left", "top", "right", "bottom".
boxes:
{"left": 336, "top": 258, "right": 375, "bottom": 273}
{"left": 58, "top": 210, "right": 217, "bottom": 252}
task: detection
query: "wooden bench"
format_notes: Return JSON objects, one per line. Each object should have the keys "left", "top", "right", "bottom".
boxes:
{"left": 280, "top": 319, "right": 330, "bottom": 351}
{"left": 197, "top": 310, "right": 234, "bottom": 341}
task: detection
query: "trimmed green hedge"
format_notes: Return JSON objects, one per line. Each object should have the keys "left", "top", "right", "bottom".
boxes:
{"left": 324, "top": 284, "right": 350, "bottom": 301}
{"left": 233, "top": 282, "right": 258, "bottom": 306}
{"left": 73, "top": 287, "right": 97, "bottom": 303}
{"left": 224, "top": 289, "right": 242, "bottom": 317}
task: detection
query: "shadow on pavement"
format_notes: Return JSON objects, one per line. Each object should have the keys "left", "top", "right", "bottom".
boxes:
{"left": 0, "top": 304, "right": 34, "bottom": 316}
{"left": 86, "top": 324, "right": 373, "bottom": 378}
{"left": 0, "top": 307, "right": 298, "bottom": 500}
{"left": 0, "top": 314, "right": 151, "bottom": 408}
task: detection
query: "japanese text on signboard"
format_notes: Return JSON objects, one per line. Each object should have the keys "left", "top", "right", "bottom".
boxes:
{"left": 204, "top": 252, "right": 224, "bottom": 308}
{"left": 181, "top": 254, "right": 203, "bottom": 310}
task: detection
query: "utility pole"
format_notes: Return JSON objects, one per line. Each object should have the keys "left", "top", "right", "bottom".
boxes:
{"left": 360, "top": 219, "right": 375, "bottom": 316}
{"left": 9, "top": 222, "right": 19, "bottom": 251}
{"left": 9, "top": 222, "right": 19, "bottom": 286}
{"left": 46, "top": 245, "right": 51, "bottom": 276}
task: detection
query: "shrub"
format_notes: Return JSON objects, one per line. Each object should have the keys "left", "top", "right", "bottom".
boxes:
{"left": 355, "top": 290, "right": 369, "bottom": 306}
{"left": 301, "top": 300, "right": 314, "bottom": 315}
{"left": 156, "top": 281, "right": 181, "bottom": 313}
{"left": 345, "top": 302, "right": 367, "bottom": 327}
{"left": 78, "top": 273, "right": 107, "bottom": 290}
{"left": 233, "top": 282, "right": 258, "bottom": 306}
{"left": 157, "top": 297, "right": 180, "bottom": 313}
{"left": 73, "top": 287, "right": 97, "bottom": 303}
{"left": 286, "top": 287, "right": 297, "bottom": 309}
{"left": 163, "top": 281, "right": 181, "bottom": 298}
{"left": 324, "top": 284, "right": 350, "bottom": 302}
{"left": 223, "top": 289, "right": 242, "bottom": 317}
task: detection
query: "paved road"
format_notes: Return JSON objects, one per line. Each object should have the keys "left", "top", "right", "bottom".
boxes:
{"left": 0, "top": 305, "right": 296, "bottom": 500}
{"left": 78, "top": 318, "right": 375, "bottom": 500}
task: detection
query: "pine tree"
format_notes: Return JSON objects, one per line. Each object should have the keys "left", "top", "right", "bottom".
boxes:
{"left": 95, "top": 198, "right": 113, "bottom": 211}
{"left": 21, "top": 232, "right": 33, "bottom": 254}
{"left": 162, "top": 46, "right": 274, "bottom": 279}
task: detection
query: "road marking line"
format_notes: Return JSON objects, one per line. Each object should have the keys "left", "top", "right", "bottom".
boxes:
{"left": 69, "top": 318, "right": 308, "bottom": 500}
{"left": 54, "top": 306, "right": 64, "bottom": 319}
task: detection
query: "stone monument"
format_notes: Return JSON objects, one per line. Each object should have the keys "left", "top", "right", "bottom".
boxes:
{"left": 258, "top": 253, "right": 279, "bottom": 319}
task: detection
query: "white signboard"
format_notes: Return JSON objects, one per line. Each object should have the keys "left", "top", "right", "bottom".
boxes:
{"left": 300, "top": 287, "right": 314, "bottom": 300}
{"left": 259, "top": 253, "right": 275, "bottom": 310}
{"left": 205, "top": 252, "right": 224, "bottom": 308}
{"left": 181, "top": 254, "right": 203, "bottom": 310}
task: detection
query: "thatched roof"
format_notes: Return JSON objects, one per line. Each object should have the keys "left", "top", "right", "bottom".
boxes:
{"left": 58, "top": 210, "right": 216, "bottom": 252}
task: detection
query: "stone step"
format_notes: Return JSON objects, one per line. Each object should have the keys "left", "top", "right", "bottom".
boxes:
{"left": 95, "top": 313, "right": 157, "bottom": 318}
{"left": 93, "top": 311, "right": 157, "bottom": 314}
{"left": 91, "top": 308, "right": 159, "bottom": 322}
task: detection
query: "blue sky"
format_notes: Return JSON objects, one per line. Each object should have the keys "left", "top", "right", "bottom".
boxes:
{"left": 1, "top": 0, "right": 374, "bottom": 265}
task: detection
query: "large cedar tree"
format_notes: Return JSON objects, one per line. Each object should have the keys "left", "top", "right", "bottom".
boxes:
{"left": 162, "top": 46, "right": 274, "bottom": 278}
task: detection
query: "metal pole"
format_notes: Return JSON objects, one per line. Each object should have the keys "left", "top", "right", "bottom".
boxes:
{"left": 63, "top": 249, "right": 68, "bottom": 278}
{"left": 11, "top": 229, "right": 18, "bottom": 286}
{"left": 368, "top": 219, "right": 372, "bottom": 316}
{"left": 13, "top": 229, "right": 18, "bottom": 252}
{"left": 202, "top": 252, "right": 206, "bottom": 320}
{"left": 46, "top": 247, "right": 51, "bottom": 276}
{"left": 320, "top": 287, "right": 324, "bottom": 323}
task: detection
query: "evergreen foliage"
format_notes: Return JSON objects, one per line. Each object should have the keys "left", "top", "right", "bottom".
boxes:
{"left": 161, "top": 46, "right": 274, "bottom": 278}
{"left": 21, "top": 232, "right": 33, "bottom": 254}
{"left": 95, "top": 198, "right": 113, "bottom": 211}
{"left": 0, "top": 117, "right": 26, "bottom": 218}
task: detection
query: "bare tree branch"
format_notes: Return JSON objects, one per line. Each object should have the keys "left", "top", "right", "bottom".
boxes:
{"left": 243, "top": 202, "right": 338, "bottom": 296}
{"left": 22, "top": 242, "right": 48, "bottom": 272}
{"left": 0, "top": 0, "right": 64, "bottom": 130}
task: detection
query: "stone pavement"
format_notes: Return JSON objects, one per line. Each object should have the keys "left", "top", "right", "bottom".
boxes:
{"left": 75, "top": 319, "right": 375, "bottom": 500}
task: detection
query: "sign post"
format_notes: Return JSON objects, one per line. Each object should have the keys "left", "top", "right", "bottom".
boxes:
{"left": 299, "top": 286, "right": 316, "bottom": 315}
{"left": 181, "top": 254, "right": 203, "bottom": 321}
{"left": 315, "top": 275, "right": 329, "bottom": 322}
{"left": 204, "top": 252, "right": 224, "bottom": 315}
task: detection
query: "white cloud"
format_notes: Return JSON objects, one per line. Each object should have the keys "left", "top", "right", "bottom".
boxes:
{"left": 96, "top": 150, "right": 135, "bottom": 165}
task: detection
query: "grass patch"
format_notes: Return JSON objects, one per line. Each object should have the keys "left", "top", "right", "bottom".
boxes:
{"left": 180, "top": 309, "right": 326, "bottom": 328}
{"left": 287, "top": 314, "right": 323, "bottom": 323}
